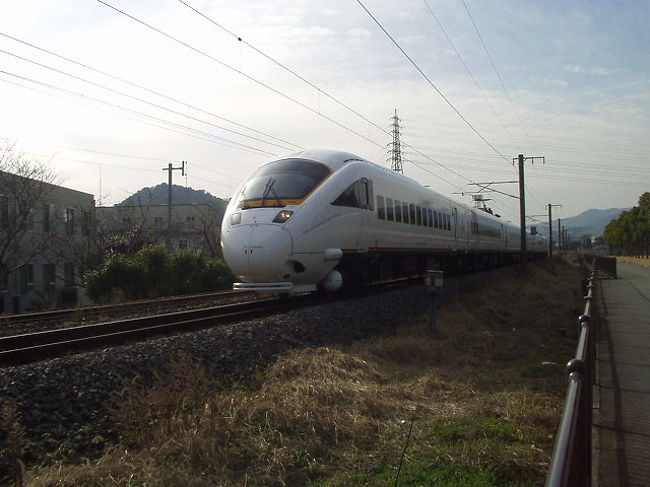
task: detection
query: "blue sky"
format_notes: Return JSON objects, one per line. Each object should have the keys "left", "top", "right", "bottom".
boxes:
{"left": 1, "top": 0, "right": 648, "bottom": 227}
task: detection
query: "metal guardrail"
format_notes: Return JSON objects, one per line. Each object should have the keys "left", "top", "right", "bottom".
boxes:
{"left": 545, "top": 263, "right": 598, "bottom": 487}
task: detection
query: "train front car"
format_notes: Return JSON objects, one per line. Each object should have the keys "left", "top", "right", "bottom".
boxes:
{"left": 221, "top": 150, "right": 362, "bottom": 293}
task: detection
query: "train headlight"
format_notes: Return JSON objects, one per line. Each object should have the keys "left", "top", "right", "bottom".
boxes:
{"left": 273, "top": 210, "right": 294, "bottom": 223}
{"left": 231, "top": 212, "right": 241, "bottom": 225}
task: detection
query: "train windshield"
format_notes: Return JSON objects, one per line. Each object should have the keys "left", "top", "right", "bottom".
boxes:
{"left": 237, "top": 158, "right": 330, "bottom": 208}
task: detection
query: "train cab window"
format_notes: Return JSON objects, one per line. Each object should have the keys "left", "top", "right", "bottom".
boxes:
{"left": 237, "top": 158, "right": 330, "bottom": 208}
{"left": 394, "top": 200, "right": 402, "bottom": 222}
{"left": 409, "top": 204, "right": 416, "bottom": 225}
{"left": 377, "top": 195, "right": 385, "bottom": 220}
{"left": 386, "top": 198, "right": 394, "bottom": 221}
{"left": 416, "top": 206, "right": 422, "bottom": 226}
{"left": 427, "top": 209, "right": 433, "bottom": 228}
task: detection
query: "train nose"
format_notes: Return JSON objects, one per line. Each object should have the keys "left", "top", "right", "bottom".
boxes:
{"left": 222, "top": 223, "right": 293, "bottom": 281}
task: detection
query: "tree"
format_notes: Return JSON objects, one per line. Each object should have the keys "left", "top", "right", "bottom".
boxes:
{"left": 0, "top": 141, "right": 58, "bottom": 287}
{"left": 604, "top": 193, "right": 650, "bottom": 256}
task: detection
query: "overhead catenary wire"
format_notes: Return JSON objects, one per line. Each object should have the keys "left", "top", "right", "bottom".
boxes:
{"left": 461, "top": 1, "right": 535, "bottom": 153}
{"left": 94, "top": 0, "right": 505, "bottom": 196}
{"left": 176, "top": 0, "right": 391, "bottom": 138}
{"left": 95, "top": 0, "right": 386, "bottom": 152}
{"left": 0, "top": 31, "right": 302, "bottom": 151}
{"left": 423, "top": 0, "right": 513, "bottom": 140}
{"left": 355, "top": 0, "right": 511, "bottom": 163}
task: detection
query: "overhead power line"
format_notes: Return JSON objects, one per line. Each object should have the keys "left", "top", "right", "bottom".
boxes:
{"left": 0, "top": 48, "right": 297, "bottom": 152}
{"left": 423, "top": 0, "right": 513, "bottom": 140}
{"left": 0, "top": 71, "right": 278, "bottom": 156}
{"left": 355, "top": 0, "right": 510, "bottom": 163}
{"left": 95, "top": 0, "right": 385, "bottom": 151}
{"left": 176, "top": 0, "right": 391, "bottom": 139}
{"left": 461, "top": 1, "right": 535, "bottom": 152}
{"left": 0, "top": 31, "right": 302, "bottom": 151}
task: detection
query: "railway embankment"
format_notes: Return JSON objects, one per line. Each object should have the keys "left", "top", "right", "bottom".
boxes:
{"left": 3, "top": 259, "right": 581, "bottom": 486}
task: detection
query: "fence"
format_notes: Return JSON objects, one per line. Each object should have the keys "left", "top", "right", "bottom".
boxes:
{"left": 544, "top": 254, "right": 616, "bottom": 486}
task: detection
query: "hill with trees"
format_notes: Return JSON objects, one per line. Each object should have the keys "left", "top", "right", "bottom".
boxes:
{"left": 117, "top": 183, "right": 228, "bottom": 219}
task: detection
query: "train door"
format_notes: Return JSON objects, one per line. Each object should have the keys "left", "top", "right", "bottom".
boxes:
{"left": 357, "top": 177, "right": 373, "bottom": 251}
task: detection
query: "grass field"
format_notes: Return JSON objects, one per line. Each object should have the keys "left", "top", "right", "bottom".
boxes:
{"left": 26, "top": 259, "right": 582, "bottom": 487}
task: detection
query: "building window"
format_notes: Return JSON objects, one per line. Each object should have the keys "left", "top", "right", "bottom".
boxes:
{"left": 0, "top": 196, "right": 8, "bottom": 226}
{"left": 63, "top": 263, "right": 75, "bottom": 286}
{"left": 65, "top": 207, "right": 75, "bottom": 234}
{"left": 186, "top": 216, "right": 196, "bottom": 223}
{"left": 43, "top": 205, "right": 51, "bottom": 233}
{"left": 43, "top": 263, "right": 56, "bottom": 290}
{"left": 19, "top": 264, "right": 34, "bottom": 294}
{"left": 154, "top": 216, "right": 164, "bottom": 225}
{"left": 377, "top": 195, "right": 385, "bottom": 220}
{"left": 0, "top": 264, "right": 8, "bottom": 290}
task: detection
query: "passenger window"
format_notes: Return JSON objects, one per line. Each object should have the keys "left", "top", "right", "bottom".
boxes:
{"left": 386, "top": 197, "right": 394, "bottom": 221}
{"left": 395, "top": 200, "right": 402, "bottom": 222}
{"left": 428, "top": 209, "right": 433, "bottom": 228}
{"left": 422, "top": 208, "right": 428, "bottom": 227}
{"left": 433, "top": 210, "right": 438, "bottom": 229}
{"left": 377, "top": 196, "right": 385, "bottom": 219}
{"left": 416, "top": 206, "right": 422, "bottom": 226}
{"left": 332, "top": 182, "right": 360, "bottom": 208}
{"left": 402, "top": 203, "right": 409, "bottom": 224}
{"left": 446, "top": 214, "right": 451, "bottom": 230}
{"left": 409, "top": 204, "right": 416, "bottom": 225}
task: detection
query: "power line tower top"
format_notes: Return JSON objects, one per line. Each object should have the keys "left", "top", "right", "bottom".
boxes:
{"left": 388, "top": 109, "right": 403, "bottom": 174}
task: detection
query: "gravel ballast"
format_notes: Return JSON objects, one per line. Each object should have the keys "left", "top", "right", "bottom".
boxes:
{"left": 0, "top": 286, "right": 429, "bottom": 466}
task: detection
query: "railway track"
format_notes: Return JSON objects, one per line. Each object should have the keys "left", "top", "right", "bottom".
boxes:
{"left": 0, "top": 289, "right": 256, "bottom": 329}
{"left": 0, "top": 295, "right": 311, "bottom": 367}
{"left": 0, "top": 276, "right": 421, "bottom": 367}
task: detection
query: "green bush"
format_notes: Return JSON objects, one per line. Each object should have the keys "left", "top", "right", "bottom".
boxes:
{"left": 83, "top": 246, "right": 235, "bottom": 303}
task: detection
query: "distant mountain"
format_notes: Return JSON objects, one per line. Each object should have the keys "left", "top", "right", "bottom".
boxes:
{"left": 117, "top": 183, "right": 228, "bottom": 217}
{"left": 555, "top": 207, "right": 630, "bottom": 238}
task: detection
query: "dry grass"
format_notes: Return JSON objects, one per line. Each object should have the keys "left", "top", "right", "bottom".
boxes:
{"left": 28, "top": 259, "right": 581, "bottom": 487}
{"left": 617, "top": 256, "right": 650, "bottom": 267}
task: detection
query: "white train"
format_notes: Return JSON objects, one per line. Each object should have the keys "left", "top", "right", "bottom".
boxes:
{"left": 221, "top": 149, "right": 546, "bottom": 293}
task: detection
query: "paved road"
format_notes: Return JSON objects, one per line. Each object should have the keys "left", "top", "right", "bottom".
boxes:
{"left": 595, "top": 261, "right": 650, "bottom": 487}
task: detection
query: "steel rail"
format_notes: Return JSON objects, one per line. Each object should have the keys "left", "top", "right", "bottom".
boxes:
{"left": 0, "top": 289, "right": 253, "bottom": 326}
{"left": 0, "top": 296, "right": 299, "bottom": 366}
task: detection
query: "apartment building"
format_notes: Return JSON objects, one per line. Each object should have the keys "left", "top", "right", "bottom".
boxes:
{"left": 95, "top": 203, "right": 221, "bottom": 256}
{"left": 0, "top": 171, "right": 95, "bottom": 314}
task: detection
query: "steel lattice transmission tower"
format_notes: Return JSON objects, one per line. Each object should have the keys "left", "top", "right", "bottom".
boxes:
{"left": 388, "top": 109, "right": 403, "bottom": 174}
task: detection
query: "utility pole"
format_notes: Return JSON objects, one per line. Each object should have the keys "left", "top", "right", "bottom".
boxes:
{"left": 162, "top": 161, "right": 186, "bottom": 252}
{"left": 513, "top": 154, "right": 545, "bottom": 266}
{"left": 388, "top": 109, "right": 403, "bottom": 174}
{"left": 547, "top": 203, "right": 562, "bottom": 258}
{"left": 558, "top": 218, "right": 562, "bottom": 254}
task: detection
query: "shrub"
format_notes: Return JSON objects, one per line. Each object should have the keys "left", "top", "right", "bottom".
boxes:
{"left": 83, "top": 246, "right": 234, "bottom": 303}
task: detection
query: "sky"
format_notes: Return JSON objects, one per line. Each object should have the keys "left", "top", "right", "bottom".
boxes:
{"left": 1, "top": 0, "right": 648, "bottom": 227}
